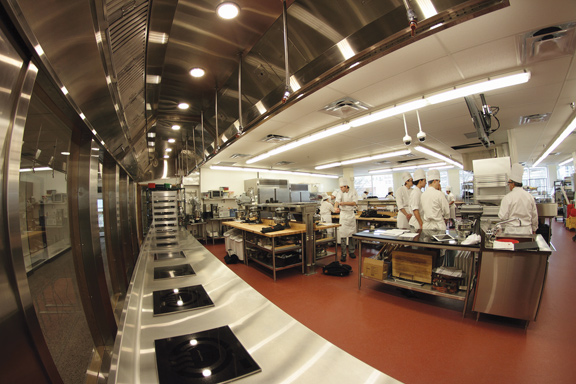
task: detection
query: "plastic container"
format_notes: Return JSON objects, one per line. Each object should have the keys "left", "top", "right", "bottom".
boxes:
{"left": 496, "top": 238, "right": 520, "bottom": 244}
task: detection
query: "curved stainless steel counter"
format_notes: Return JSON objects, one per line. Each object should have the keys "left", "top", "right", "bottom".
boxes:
{"left": 109, "top": 228, "right": 400, "bottom": 383}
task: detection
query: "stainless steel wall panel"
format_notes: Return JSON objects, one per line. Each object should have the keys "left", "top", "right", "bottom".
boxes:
{"left": 0, "top": 26, "right": 61, "bottom": 381}
{"left": 68, "top": 132, "right": 117, "bottom": 373}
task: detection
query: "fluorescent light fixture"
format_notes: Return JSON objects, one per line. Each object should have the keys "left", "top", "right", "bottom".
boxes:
{"left": 559, "top": 157, "right": 574, "bottom": 166}
{"left": 315, "top": 149, "right": 411, "bottom": 169}
{"left": 428, "top": 165, "right": 455, "bottom": 170}
{"left": 350, "top": 99, "right": 429, "bottom": 127}
{"left": 149, "top": 32, "right": 168, "bottom": 44}
{"left": 168, "top": 138, "right": 176, "bottom": 143}
{"left": 369, "top": 162, "right": 446, "bottom": 174}
{"left": 61, "top": 86, "right": 69, "bottom": 95}
{"left": 426, "top": 70, "right": 530, "bottom": 104}
{"left": 20, "top": 167, "right": 52, "bottom": 172}
{"left": 247, "top": 124, "right": 350, "bottom": 164}
{"left": 216, "top": 2, "right": 240, "bottom": 19}
{"left": 533, "top": 116, "right": 576, "bottom": 167}
{"left": 147, "top": 132, "right": 156, "bottom": 138}
{"left": 80, "top": 113, "right": 86, "bottom": 120}
{"left": 146, "top": 103, "right": 152, "bottom": 110}
{"left": 92, "top": 129, "right": 97, "bottom": 135}
{"left": 106, "top": 76, "right": 112, "bottom": 85}
{"left": 163, "top": 155, "right": 169, "bottom": 159}
{"left": 171, "top": 125, "right": 181, "bottom": 130}
{"left": 210, "top": 165, "right": 338, "bottom": 179}
{"left": 146, "top": 75, "right": 161, "bottom": 84}
{"left": 148, "top": 141, "right": 155, "bottom": 147}
{"left": 189, "top": 67, "right": 206, "bottom": 78}
{"left": 178, "top": 102, "right": 189, "bottom": 110}
{"left": 414, "top": 146, "right": 463, "bottom": 169}
{"left": 244, "top": 69, "right": 530, "bottom": 164}
{"left": 417, "top": 0, "right": 438, "bottom": 18}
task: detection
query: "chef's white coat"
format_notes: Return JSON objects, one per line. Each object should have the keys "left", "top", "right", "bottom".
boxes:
{"left": 335, "top": 189, "right": 358, "bottom": 238}
{"left": 395, "top": 185, "right": 412, "bottom": 229}
{"left": 319, "top": 200, "right": 335, "bottom": 223}
{"left": 421, "top": 187, "right": 449, "bottom": 230}
{"left": 408, "top": 187, "right": 423, "bottom": 230}
{"left": 498, "top": 186, "right": 538, "bottom": 233}
{"left": 446, "top": 192, "right": 456, "bottom": 219}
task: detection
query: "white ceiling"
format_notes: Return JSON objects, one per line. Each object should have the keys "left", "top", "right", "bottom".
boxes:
{"left": 205, "top": 0, "right": 576, "bottom": 177}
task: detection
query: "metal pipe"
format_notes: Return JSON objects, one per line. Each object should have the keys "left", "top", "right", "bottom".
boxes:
{"left": 201, "top": 110, "right": 205, "bottom": 160}
{"left": 238, "top": 54, "right": 243, "bottom": 131}
{"left": 402, "top": 0, "right": 417, "bottom": 36}
{"left": 215, "top": 88, "right": 219, "bottom": 150}
{"left": 281, "top": 0, "right": 290, "bottom": 103}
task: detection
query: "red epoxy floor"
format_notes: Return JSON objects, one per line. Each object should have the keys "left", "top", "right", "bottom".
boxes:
{"left": 204, "top": 221, "right": 576, "bottom": 384}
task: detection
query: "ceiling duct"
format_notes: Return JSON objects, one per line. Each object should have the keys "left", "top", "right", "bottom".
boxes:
{"left": 519, "top": 113, "right": 551, "bottom": 125}
{"left": 320, "top": 97, "right": 372, "bottom": 118}
{"left": 520, "top": 22, "right": 576, "bottom": 64}
{"left": 261, "top": 134, "right": 291, "bottom": 143}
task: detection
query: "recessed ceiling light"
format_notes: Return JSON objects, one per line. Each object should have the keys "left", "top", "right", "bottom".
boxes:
{"left": 178, "top": 102, "right": 189, "bottom": 109}
{"left": 164, "top": 155, "right": 169, "bottom": 159}
{"left": 168, "top": 138, "right": 176, "bottom": 143}
{"left": 216, "top": 2, "right": 240, "bottom": 19}
{"left": 189, "top": 68, "right": 205, "bottom": 78}
{"left": 171, "top": 125, "right": 181, "bottom": 130}
{"left": 61, "top": 151, "right": 70, "bottom": 156}
{"left": 165, "top": 148, "right": 172, "bottom": 152}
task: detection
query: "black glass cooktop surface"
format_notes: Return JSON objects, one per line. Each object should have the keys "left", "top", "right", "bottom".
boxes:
{"left": 154, "top": 234, "right": 177, "bottom": 240}
{"left": 153, "top": 285, "right": 214, "bottom": 316}
{"left": 154, "top": 240, "right": 179, "bottom": 247}
{"left": 155, "top": 325, "right": 261, "bottom": 384}
{"left": 154, "top": 264, "right": 196, "bottom": 280}
{"left": 154, "top": 251, "right": 186, "bottom": 261}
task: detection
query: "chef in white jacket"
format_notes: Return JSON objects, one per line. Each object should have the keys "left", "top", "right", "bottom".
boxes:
{"left": 395, "top": 172, "right": 413, "bottom": 229}
{"left": 498, "top": 163, "right": 538, "bottom": 234}
{"left": 384, "top": 187, "right": 395, "bottom": 200}
{"left": 421, "top": 169, "right": 450, "bottom": 230}
{"left": 319, "top": 193, "right": 335, "bottom": 223}
{"left": 445, "top": 186, "right": 456, "bottom": 227}
{"left": 409, "top": 169, "right": 426, "bottom": 230}
{"left": 334, "top": 177, "right": 358, "bottom": 262}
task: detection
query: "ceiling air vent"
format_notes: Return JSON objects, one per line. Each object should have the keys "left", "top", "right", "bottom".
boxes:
{"left": 230, "top": 153, "right": 250, "bottom": 158}
{"left": 216, "top": 161, "right": 237, "bottom": 166}
{"left": 320, "top": 97, "right": 371, "bottom": 118}
{"left": 261, "top": 134, "right": 291, "bottom": 143}
{"left": 275, "top": 161, "right": 294, "bottom": 166}
{"left": 520, "top": 22, "right": 576, "bottom": 64}
{"left": 519, "top": 113, "right": 551, "bottom": 125}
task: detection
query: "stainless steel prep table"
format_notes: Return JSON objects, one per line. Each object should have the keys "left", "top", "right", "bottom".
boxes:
{"left": 109, "top": 227, "right": 399, "bottom": 383}
{"left": 353, "top": 229, "right": 481, "bottom": 317}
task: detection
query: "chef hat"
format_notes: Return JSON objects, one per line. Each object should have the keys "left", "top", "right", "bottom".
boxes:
{"left": 413, "top": 169, "right": 426, "bottom": 181}
{"left": 446, "top": 186, "right": 451, "bottom": 191}
{"left": 510, "top": 163, "right": 524, "bottom": 183}
{"left": 401, "top": 172, "right": 412, "bottom": 184}
{"left": 427, "top": 169, "right": 440, "bottom": 180}
{"left": 388, "top": 187, "right": 393, "bottom": 193}
{"left": 339, "top": 177, "right": 350, "bottom": 187}
{"left": 322, "top": 192, "right": 330, "bottom": 200}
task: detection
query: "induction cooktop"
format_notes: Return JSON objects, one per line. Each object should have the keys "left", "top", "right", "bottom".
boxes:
{"left": 155, "top": 325, "right": 261, "bottom": 384}
{"left": 154, "top": 251, "right": 186, "bottom": 261}
{"left": 153, "top": 285, "right": 214, "bottom": 316}
{"left": 154, "top": 264, "right": 196, "bottom": 280}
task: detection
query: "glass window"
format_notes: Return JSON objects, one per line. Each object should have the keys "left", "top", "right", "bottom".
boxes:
{"left": 354, "top": 174, "right": 393, "bottom": 198}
